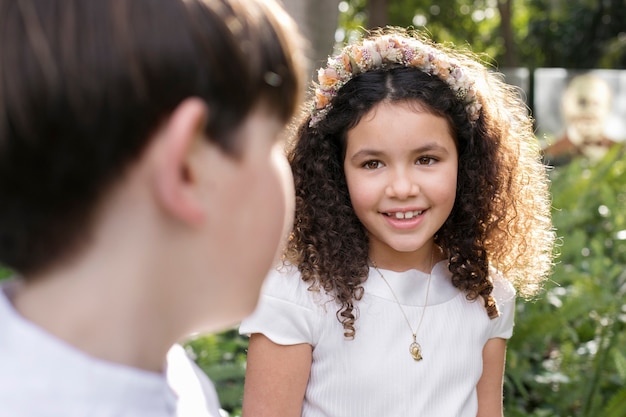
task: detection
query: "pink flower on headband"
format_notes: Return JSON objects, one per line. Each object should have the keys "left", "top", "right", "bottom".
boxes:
{"left": 309, "top": 34, "right": 482, "bottom": 127}
{"left": 317, "top": 68, "right": 340, "bottom": 89}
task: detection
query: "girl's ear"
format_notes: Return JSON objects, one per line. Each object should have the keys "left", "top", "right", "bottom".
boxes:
{"left": 151, "top": 98, "right": 209, "bottom": 225}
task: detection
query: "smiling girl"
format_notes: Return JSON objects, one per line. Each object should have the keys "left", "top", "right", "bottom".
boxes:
{"left": 239, "top": 28, "right": 555, "bottom": 417}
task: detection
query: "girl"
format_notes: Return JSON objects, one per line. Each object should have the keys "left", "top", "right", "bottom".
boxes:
{"left": 240, "top": 28, "right": 555, "bottom": 417}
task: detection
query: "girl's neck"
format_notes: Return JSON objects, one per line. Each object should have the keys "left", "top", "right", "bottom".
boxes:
{"left": 369, "top": 243, "right": 445, "bottom": 273}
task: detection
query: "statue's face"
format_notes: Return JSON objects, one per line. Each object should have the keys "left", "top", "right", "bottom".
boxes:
{"left": 561, "top": 76, "right": 612, "bottom": 142}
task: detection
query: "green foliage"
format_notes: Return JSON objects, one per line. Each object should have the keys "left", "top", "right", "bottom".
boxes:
{"left": 0, "top": 267, "right": 11, "bottom": 281}
{"left": 184, "top": 329, "right": 249, "bottom": 417}
{"left": 337, "top": 0, "right": 503, "bottom": 63}
{"left": 504, "top": 145, "right": 626, "bottom": 416}
{"left": 387, "top": 0, "right": 503, "bottom": 62}
{"left": 337, "top": 0, "right": 368, "bottom": 39}
{"left": 523, "top": 0, "right": 626, "bottom": 69}
{"left": 337, "top": 0, "right": 626, "bottom": 69}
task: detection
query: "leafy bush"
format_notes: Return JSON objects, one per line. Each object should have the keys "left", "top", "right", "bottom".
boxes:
{"left": 504, "top": 145, "right": 626, "bottom": 416}
{"left": 185, "top": 329, "right": 248, "bottom": 417}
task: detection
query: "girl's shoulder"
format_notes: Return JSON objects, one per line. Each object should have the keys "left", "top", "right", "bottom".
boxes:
{"left": 240, "top": 264, "right": 327, "bottom": 344}
{"left": 487, "top": 267, "right": 516, "bottom": 339}
{"left": 489, "top": 267, "right": 516, "bottom": 305}
{"left": 260, "top": 263, "right": 332, "bottom": 309}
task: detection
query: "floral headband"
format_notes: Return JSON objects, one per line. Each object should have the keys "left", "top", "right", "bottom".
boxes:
{"left": 309, "top": 34, "right": 482, "bottom": 127}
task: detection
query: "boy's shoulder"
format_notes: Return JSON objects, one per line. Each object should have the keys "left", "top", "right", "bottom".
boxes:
{"left": 166, "top": 344, "right": 224, "bottom": 417}
{"left": 0, "top": 280, "right": 222, "bottom": 417}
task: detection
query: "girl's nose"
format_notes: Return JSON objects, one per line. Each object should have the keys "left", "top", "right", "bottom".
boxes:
{"left": 386, "top": 170, "right": 419, "bottom": 199}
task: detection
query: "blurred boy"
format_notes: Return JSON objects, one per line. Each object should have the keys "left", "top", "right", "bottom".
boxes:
{"left": 0, "top": 0, "right": 305, "bottom": 415}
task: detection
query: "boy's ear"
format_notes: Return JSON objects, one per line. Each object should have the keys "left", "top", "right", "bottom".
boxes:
{"left": 152, "top": 98, "right": 209, "bottom": 225}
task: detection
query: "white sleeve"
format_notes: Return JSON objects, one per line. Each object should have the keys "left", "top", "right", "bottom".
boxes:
{"left": 239, "top": 267, "right": 322, "bottom": 346}
{"left": 488, "top": 273, "right": 516, "bottom": 339}
{"left": 166, "top": 344, "right": 224, "bottom": 417}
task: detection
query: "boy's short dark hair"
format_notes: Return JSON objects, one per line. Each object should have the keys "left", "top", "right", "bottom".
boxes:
{"left": 0, "top": 0, "right": 305, "bottom": 276}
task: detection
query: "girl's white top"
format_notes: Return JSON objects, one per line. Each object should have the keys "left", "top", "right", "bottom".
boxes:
{"left": 240, "top": 261, "right": 516, "bottom": 417}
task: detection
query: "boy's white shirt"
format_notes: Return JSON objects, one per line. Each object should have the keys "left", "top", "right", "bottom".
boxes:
{"left": 0, "top": 279, "right": 223, "bottom": 417}
{"left": 167, "top": 344, "right": 225, "bottom": 417}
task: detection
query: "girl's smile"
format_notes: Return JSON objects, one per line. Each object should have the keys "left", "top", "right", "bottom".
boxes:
{"left": 344, "top": 101, "right": 458, "bottom": 267}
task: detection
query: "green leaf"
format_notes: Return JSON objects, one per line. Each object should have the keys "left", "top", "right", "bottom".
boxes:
{"left": 601, "top": 387, "right": 626, "bottom": 417}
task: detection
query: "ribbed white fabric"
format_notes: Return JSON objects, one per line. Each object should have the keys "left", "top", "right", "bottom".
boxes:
{"left": 240, "top": 261, "right": 515, "bottom": 417}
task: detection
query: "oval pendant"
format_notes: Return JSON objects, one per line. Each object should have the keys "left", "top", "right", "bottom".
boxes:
{"left": 409, "top": 341, "right": 423, "bottom": 361}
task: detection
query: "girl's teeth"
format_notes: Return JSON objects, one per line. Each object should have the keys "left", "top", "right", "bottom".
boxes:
{"left": 393, "top": 210, "right": 422, "bottom": 219}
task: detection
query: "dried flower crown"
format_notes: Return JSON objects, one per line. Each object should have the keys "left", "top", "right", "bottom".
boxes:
{"left": 309, "top": 34, "right": 482, "bottom": 127}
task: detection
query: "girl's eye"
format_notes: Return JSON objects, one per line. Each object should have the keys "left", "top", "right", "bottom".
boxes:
{"left": 363, "top": 160, "right": 383, "bottom": 169}
{"left": 416, "top": 157, "right": 436, "bottom": 166}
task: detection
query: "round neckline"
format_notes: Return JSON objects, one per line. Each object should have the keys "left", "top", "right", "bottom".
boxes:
{"left": 366, "top": 260, "right": 460, "bottom": 306}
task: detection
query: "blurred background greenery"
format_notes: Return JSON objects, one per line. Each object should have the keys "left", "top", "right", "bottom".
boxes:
{"left": 335, "top": 0, "right": 626, "bottom": 69}
{"left": 504, "top": 147, "right": 626, "bottom": 417}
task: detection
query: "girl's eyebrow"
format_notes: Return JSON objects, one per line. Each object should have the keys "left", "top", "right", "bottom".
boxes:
{"left": 349, "top": 142, "right": 450, "bottom": 162}
{"left": 412, "top": 142, "right": 450, "bottom": 154}
{"left": 349, "top": 148, "right": 384, "bottom": 162}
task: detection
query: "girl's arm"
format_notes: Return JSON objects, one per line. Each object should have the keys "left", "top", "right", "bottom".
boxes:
{"left": 242, "top": 333, "right": 312, "bottom": 417}
{"left": 476, "top": 337, "right": 507, "bottom": 417}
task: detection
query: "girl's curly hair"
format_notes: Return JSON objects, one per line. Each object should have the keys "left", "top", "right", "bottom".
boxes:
{"left": 285, "top": 29, "right": 555, "bottom": 339}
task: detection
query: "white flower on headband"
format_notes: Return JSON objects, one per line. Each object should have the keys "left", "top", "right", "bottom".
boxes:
{"left": 309, "top": 34, "right": 482, "bottom": 127}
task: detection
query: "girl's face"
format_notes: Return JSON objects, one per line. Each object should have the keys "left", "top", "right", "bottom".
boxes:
{"left": 343, "top": 101, "right": 458, "bottom": 268}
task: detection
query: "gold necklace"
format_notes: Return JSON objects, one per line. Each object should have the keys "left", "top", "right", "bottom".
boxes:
{"left": 370, "top": 252, "right": 434, "bottom": 361}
